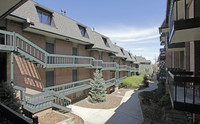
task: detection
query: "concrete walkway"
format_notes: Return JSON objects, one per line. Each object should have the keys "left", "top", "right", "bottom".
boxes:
{"left": 69, "top": 77, "right": 158, "bottom": 124}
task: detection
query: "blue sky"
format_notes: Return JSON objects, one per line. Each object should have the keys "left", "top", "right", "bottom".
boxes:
{"left": 34, "top": 0, "right": 167, "bottom": 63}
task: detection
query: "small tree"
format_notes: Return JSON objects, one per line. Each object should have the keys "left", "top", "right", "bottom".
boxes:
{"left": 89, "top": 69, "right": 106, "bottom": 103}
{"left": 0, "top": 82, "right": 22, "bottom": 113}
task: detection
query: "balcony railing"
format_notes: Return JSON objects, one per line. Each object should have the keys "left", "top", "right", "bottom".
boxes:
{"left": 102, "top": 62, "right": 117, "bottom": 70}
{"left": 46, "top": 54, "right": 93, "bottom": 68}
{"left": 43, "top": 79, "right": 92, "bottom": 96}
{"left": 92, "top": 60, "right": 102, "bottom": 68}
{"left": 160, "top": 48, "right": 166, "bottom": 53}
{"left": 167, "top": 70, "right": 200, "bottom": 114}
{"left": 105, "top": 78, "right": 116, "bottom": 88}
{"left": 14, "top": 86, "right": 71, "bottom": 114}
{"left": 116, "top": 76, "right": 127, "bottom": 86}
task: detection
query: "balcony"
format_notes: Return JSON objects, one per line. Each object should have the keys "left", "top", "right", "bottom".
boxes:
{"left": 167, "top": 42, "right": 185, "bottom": 51}
{"left": 167, "top": 70, "right": 200, "bottom": 114}
{"left": 159, "top": 19, "right": 169, "bottom": 33}
{"left": 160, "top": 41, "right": 165, "bottom": 46}
{"left": 159, "top": 53, "right": 166, "bottom": 60}
{"left": 160, "top": 33, "right": 166, "bottom": 42}
{"left": 102, "top": 62, "right": 117, "bottom": 70}
{"left": 160, "top": 48, "right": 166, "bottom": 53}
{"left": 168, "top": 0, "right": 200, "bottom": 43}
{"left": 118, "top": 65, "right": 128, "bottom": 71}
{"left": 92, "top": 60, "right": 102, "bottom": 68}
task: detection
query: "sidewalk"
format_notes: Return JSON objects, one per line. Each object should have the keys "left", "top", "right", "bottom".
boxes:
{"left": 69, "top": 77, "right": 158, "bottom": 124}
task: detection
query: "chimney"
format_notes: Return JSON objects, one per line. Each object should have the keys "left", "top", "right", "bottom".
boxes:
{"left": 64, "top": 10, "right": 66, "bottom": 16}
{"left": 61, "top": 9, "right": 63, "bottom": 15}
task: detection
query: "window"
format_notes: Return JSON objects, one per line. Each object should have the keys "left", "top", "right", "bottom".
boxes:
{"left": 37, "top": 8, "right": 52, "bottom": 25}
{"left": 120, "top": 49, "right": 125, "bottom": 55}
{"left": 78, "top": 25, "right": 88, "bottom": 38}
{"left": 102, "top": 37, "right": 110, "bottom": 47}
{"left": 72, "top": 69, "right": 78, "bottom": 82}
{"left": 73, "top": 47, "right": 78, "bottom": 64}
{"left": 98, "top": 52, "right": 103, "bottom": 60}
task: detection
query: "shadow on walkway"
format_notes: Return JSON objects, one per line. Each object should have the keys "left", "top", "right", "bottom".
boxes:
{"left": 105, "top": 76, "right": 158, "bottom": 124}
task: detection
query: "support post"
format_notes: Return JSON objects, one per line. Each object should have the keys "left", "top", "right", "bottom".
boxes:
{"left": 11, "top": 52, "right": 14, "bottom": 84}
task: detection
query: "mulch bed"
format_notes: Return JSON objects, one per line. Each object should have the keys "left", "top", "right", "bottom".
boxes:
{"left": 38, "top": 111, "right": 69, "bottom": 124}
{"left": 74, "top": 88, "right": 131, "bottom": 109}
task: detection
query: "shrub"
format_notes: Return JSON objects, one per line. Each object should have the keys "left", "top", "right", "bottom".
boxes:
{"left": 158, "top": 95, "right": 171, "bottom": 107}
{"left": 143, "top": 74, "right": 149, "bottom": 87}
{"left": 123, "top": 74, "right": 144, "bottom": 88}
{"left": 0, "top": 82, "right": 22, "bottom": 113}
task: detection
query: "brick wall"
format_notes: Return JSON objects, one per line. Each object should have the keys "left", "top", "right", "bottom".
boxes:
{"left": 6, "top": 20, "right": 46, "bottom": 50}
{"left": 55, "top": 39, "right": 72, "bottom": 55}
{"left": 55, "top": 68, "right": 72, "bottom": 85}
{"left": 78, "top": 44, "right": 90, "bottom": 56}
{"left": 102, "top": 52, "right": 111, "bottom": 62}
{"left": 78, "top": 67, "right": 91, "bottom": 80}
{"left": 90, "top": 51, "right": 99, "bottom": 59}
{"left": 12, "top": 54, "right": 45, "bottom": 93}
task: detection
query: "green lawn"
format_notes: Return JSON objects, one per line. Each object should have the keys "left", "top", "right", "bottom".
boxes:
{"left": 122, "top": 74, "right": 144, "bottom": 88}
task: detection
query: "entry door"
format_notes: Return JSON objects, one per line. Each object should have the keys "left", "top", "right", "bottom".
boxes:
{"left": 46, "top": 71, "right": 54, "bottom": 87}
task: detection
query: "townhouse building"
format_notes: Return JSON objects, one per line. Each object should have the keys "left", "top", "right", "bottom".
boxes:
{"left": 159, "top": 0, "right": 200, "bottom": 121}
{"left": 0, "top": 0, "right": 149, "bottom": 117}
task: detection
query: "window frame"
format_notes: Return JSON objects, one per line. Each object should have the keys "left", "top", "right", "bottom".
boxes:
{"left": 102, "top": 37, "right": 110, "bottom": 48}
{"left": 78, "top": 25, "right": 89, "bottom": 38}
{"left": 37, "top": 7, "right": 52, "bottom": 25}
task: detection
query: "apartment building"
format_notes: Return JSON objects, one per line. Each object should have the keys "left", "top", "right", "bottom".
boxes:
{"left": 159, "top": 0, "right": 200, "bottom": 121}
{"left": 135, "top": 56, "right": 152, "bottom": 75}
{"left": 0, "top": 0, "right": 149, "bottom": 117}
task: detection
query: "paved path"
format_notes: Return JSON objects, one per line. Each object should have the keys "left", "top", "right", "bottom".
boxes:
{"left": 69, "top": 77, "right": 158, "bottom": 124}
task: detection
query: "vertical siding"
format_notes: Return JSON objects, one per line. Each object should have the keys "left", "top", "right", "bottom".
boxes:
{"left": 190, "top": 41, "right": 195, "bottom": 72}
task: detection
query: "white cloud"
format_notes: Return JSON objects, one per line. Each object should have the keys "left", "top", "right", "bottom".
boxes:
{"left": 97, "top": 26, "right": 159, "bottom": 43}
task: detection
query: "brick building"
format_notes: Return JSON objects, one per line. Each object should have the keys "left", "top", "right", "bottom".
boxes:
{"left": 0, "top": 0, "right": 150, "bottom": 117}
{"left": 159, "top": 0, "right": 200, "bottom": 122}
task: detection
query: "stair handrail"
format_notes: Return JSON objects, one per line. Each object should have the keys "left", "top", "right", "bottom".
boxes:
{"left": 43, "top": 78, "right": 92, "bottom": 91}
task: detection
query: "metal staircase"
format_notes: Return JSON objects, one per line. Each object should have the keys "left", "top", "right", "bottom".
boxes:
{"left": 14, "top": 86, "right": 71, "bottom": 114}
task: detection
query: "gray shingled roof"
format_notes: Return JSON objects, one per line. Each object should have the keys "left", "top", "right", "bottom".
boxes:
{"left": 135, "top": 56, "right": 151, "bottom": 64}
{"left": 112, "top": 45, "right": 127, "bottom": 58}
{"left": 124, "top": 50, "right": 135, "bottom": 62}
{"left": 11, "top": 0, "right": 94, "bottom": 44}
{"left": 90, "top": 31, "right": 118, "bottom": 53}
